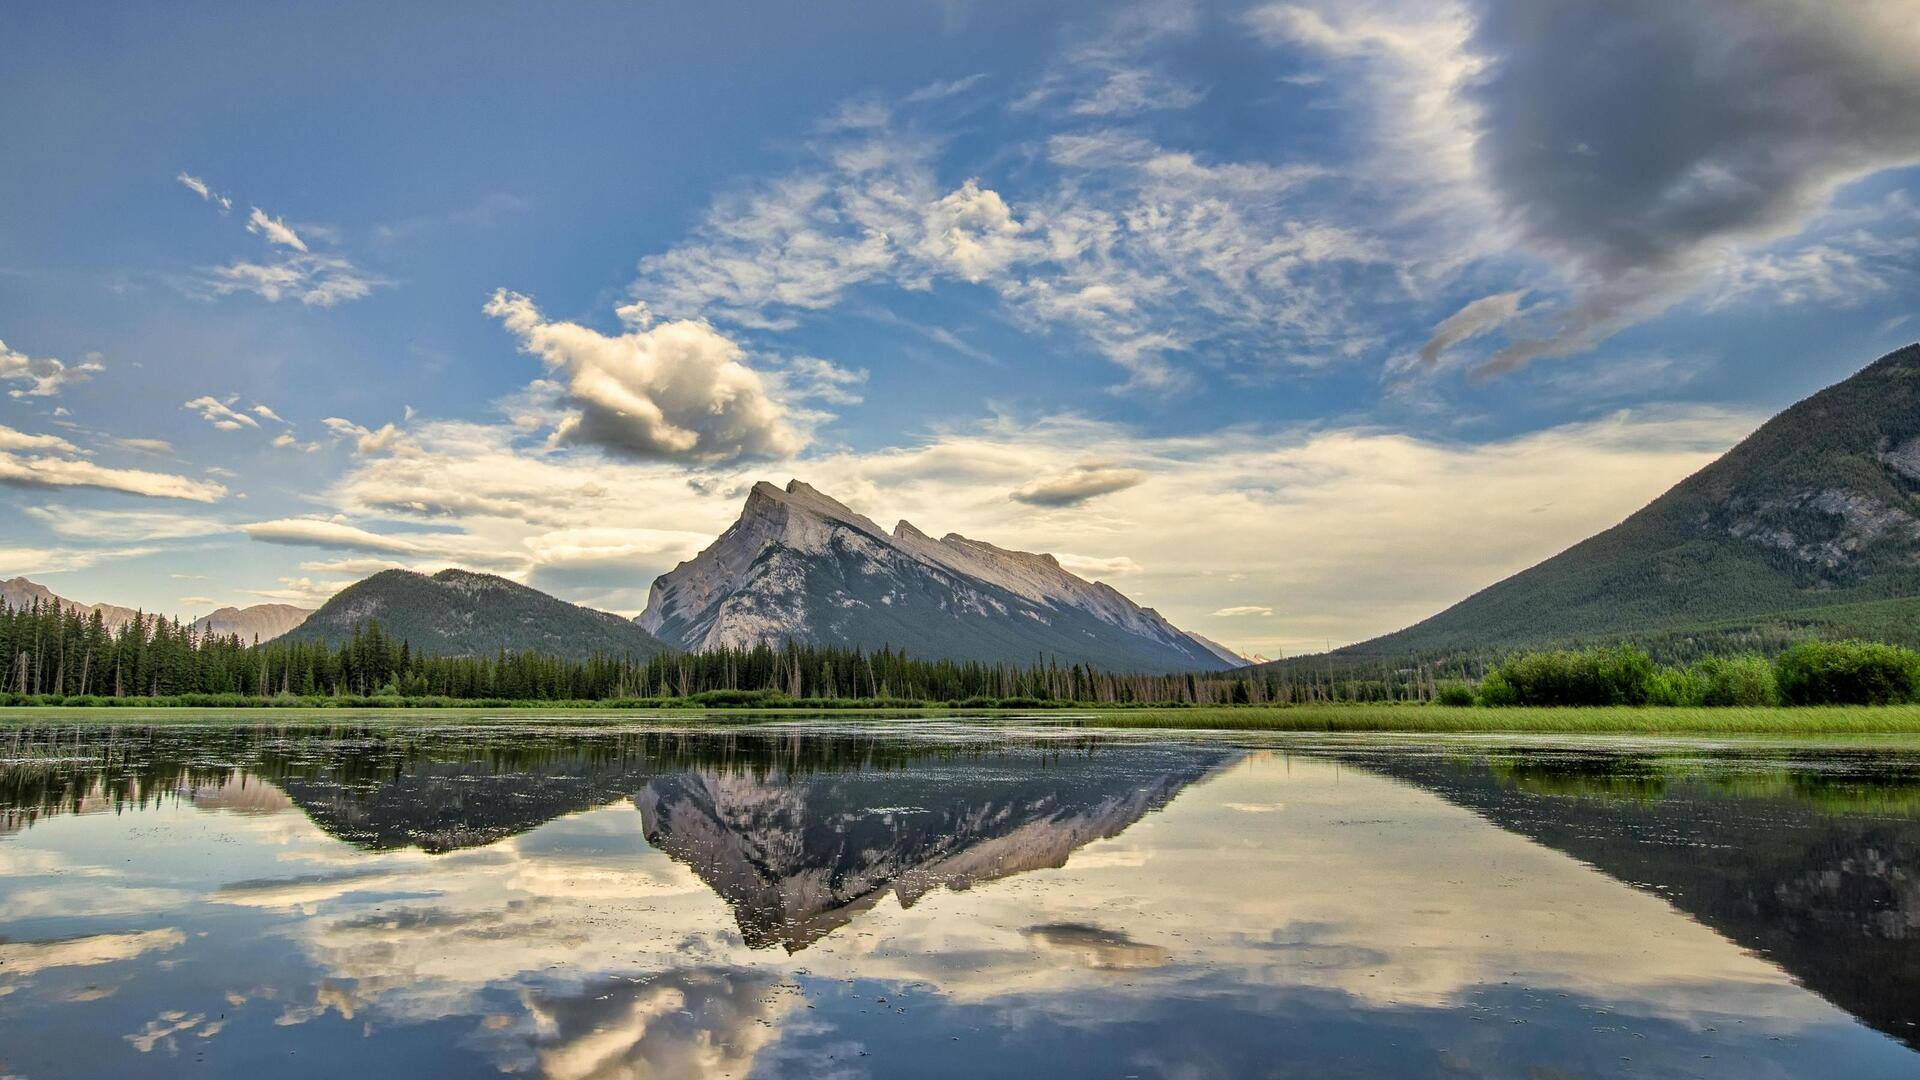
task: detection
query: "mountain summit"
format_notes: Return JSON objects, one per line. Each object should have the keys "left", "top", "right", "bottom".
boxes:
{"left": 1337, "top": 343, "right": 1920, "bottom": 658}
{"left": 638, "top": 480, "right": 1234, "bottom": 671}
{"left": 284, "top": 568, "right": 666, "bottom": 660}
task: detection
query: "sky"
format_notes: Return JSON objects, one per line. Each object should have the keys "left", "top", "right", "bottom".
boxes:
{"left": 2, "top": 0, "right": 1918, "bottom": 659}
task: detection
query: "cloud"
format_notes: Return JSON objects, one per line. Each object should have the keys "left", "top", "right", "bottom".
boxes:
{"left": 1264, "top": 0, "right": 1920, "bottom": 375}
{"left": 776, "top": 355, "right": 867, "bottom": 407}
{"left": 183, "top": 395, "right": 260, "bottom": 430}
{"left": 0, "top": 544, "right": 164, "bottom": 575}
{"left": 0, "top": 424, "right": 79, "bottom": 454}
{"left": 252, "top": 404, "right": 288, "bottom": 424}
{"left": 245, "top": 207, "right": 308, "bottom": 251}
{"left": 1015, "top": 0, "right": 1206, "bottom": 118}
{"left": 176, "top": 171, "right": 231, "bottom": 211}
{"left": 0, "top": 425, "right": 227, "bottom": 502}
{"left": 1055, "top": 553, "right": 1145, "bottom": 578}
{"left": 1211, "top": 606, "right": 1274, "bottom": 617}
{"left": 292, "top": 401, "right": 1758, "bottom": 656}
{"left": 1, "top": 338, "right": 104, "bottom": 398}
{"left": 1010, "top": 464, "right": 1146, "bottom": 506}
{"left": 322, "top": 416, "right": 401, "bottom": 454}
{"left": 114, "top": 436, "right": 175, "bottom": 454}
{"left": 241, "top": 516, "right": 526, "bottom": 571}
{"left": 24, "top": 506, "right": 230, "bottom": 542}
{"left": 244, "top": 576, "right": 354, "bottom": 606}
{"left": 485, "top": 289, "right": 807, "bottom": 463}
{"left": 178, "top": 177, "right": 387, "bottom": 306}
{"left": 1416, "top": 289, "right": 1525, "bottom": 367}
{"left": 904, "top": 72, "right": 988, "bottom": 103}
{"left": 632, "top": 103, "right": 1377, "bottom": 389}
{"left": 205, "top": 254, "right": 387, "bottom": 307}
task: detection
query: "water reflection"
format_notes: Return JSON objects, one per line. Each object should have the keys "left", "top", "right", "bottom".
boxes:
{"left": 1, "top": 722, "right": 1918, "bottom": 1077}
{"left": 1357, "top": 747, "right": 1920, "bottom": 1050}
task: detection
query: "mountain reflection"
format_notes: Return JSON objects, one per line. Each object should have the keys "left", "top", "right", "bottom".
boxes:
{"left": 0, "top": 724, "right": 1236, "bottom": 952}
{"left": 1355, "top": 748, "right": 1920, "bottom": 1050}
{"left": 5, "top": 726, "right": 1920, "bottom": 1078}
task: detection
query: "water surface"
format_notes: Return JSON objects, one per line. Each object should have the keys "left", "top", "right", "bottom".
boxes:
{"left": 2, "top": 717, "right": 1918, "bottom": 1077}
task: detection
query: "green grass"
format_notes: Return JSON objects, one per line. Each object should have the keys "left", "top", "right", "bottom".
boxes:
{"left": 1074, "top": 704, "right": 1920, "bottom": 735}
{"left": 9, "top": 701, "right": 1920, "bottom": 736}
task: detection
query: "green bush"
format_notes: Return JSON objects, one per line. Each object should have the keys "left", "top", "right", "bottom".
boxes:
{"left": 1696, "top": 655, "right": 1779, "bottom": 706}
{"left": 1486, "top": 644, "right": 1655, "bottom": 706}
{"left": 1477, "top": 670, "right": 1518, "bottom": 706}
{"left": 1775, "top": 640, "right": 1920, "bottom": 705}
{"left": 1646, "top": 666, "right": 1707, "bottom": 707}
{"left": 1434, "top": 681, "right": 1476, "bottom": 707}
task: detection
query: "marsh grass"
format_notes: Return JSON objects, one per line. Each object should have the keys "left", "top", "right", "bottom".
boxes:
{"left": 1075, "top": 704, "right": 1920, "bottom": 735}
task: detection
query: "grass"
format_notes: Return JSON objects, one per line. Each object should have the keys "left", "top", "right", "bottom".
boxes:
{"left": 8, "top": 701, "right": 1920, "bottom": 736}
{"left": 1073, "top": 704, "right": 1920, "bottom": 735}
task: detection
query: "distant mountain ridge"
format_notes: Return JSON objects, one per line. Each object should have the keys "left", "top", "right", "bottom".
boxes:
{"left": 1315, "top": 342, "right": 1920, "bottom": 663}
{"left": 281, "top": 568, "right": 666, "bottom": 660}
{"left": 2, "top": 577, "right": 310, "bottom": 642}
{"left": 639, "top": 480, "right": 1233, "bottom": 671}
{"left": 189, "top": 604, "right": 311, "bottom": 643}
{"left": 2, "top": 576, "right": 142, "bottom": 631}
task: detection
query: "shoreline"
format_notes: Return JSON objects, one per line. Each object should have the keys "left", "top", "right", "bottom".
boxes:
{"left": 6, "top": 702, "right": 1920, "bottom": 736}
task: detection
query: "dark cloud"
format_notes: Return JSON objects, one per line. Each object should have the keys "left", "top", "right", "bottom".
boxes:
{"left": 1449, "top": 0, "right": 1920, "bottom": 373}
{"left": 1010, "top": 464, "right": 1145, "bottom": 507}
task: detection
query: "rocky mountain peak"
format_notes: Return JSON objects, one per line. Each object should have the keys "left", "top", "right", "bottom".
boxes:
{"left": 639, "top": 479, "right": 1233, "bottom": 670}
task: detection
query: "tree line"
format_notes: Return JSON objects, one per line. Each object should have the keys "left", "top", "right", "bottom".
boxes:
{"left": 0, "top": 598, "right": 1420, "bottom": 706}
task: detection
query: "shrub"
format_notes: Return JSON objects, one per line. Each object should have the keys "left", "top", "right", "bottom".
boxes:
{"left": 1646, "top": 666, "right": 1707, "bottom": 707}
{"left": 1434, "top": 681, "right": 1476, "bottom": 707}
{"left": 1774, "top": 640, "right": 1920, "bottom": 705}
{"left": 1696, "top": 655, "right": 1779, "bottom": 706}
{"left": 1486, "top": 644, "right": 1655, "bottom": 706}
{"left": 1477, "top": 670, "right": 1518, "bottom": 707}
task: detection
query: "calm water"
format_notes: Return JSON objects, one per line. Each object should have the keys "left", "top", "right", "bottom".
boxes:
{"left": 3, "top": 718, "right": 1920, "bottom": 1078}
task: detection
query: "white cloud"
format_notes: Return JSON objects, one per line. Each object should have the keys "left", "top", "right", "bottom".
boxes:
{"left": 1415, "top": 289, "right": 1526, "bottom": 367}
{"left": 24, "top": 506, "right": 230, "bottom": 542}
{"left": 242, "top": 516, "right": 526, "bottom": 572}
{"left": 245, "top": 576, "right": 354, "bottom": 606}
{"left": 0, "top": 424, "right": 227, "bottom": 502}
{"left": 0, "top": 544, "right": 164, "bottom": 575}
{"left": 775, "top": 355, "right": 867, "bottom": 407}
{"left": 1, "top": 338, "right": 104, "bottom": 398}
{"left": 632, "top": 107, "right": 1379, "bottom": 389}
{"left": 205, "top": 254, "right": 387, "bottom": 307}
{"left": 183, "top": 395, "right": 259, "bottom": 430}
{"left": 245, "top": 207, "right": 308, "bottom": 251}
{"left": 485, "top": 289, "right": 806, "bottom": 463}
{"left": 176, "top": 171, "right": 232, "bottom": 211}
{"left": 322, "top": 416, "right": 401, "bottom": 454}
{"left": 1211, "top": 605, "right": 1274, "bottom": 617}
{"left": 114, "top": 436, "right": 175, "bottom": 455}
{"left": 252, "top": 403, "right": 288, "bottom": 424}
{"left": 0, "top": 425, "right": 79, "bottom": 454}
{"left": 904, "top": 73, "right": 988, "bottom": 103}
{"left": 289, "top": 402, "right": 1758, "bottom": 656}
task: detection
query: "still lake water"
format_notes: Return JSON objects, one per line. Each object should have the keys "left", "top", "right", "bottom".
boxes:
{"left": 2, "top": 717, "right": 1919, "bottom": 1078}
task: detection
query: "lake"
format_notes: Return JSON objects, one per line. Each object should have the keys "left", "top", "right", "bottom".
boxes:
{"left": 2, "top": 716, "right": 1918, "bottom": 1078}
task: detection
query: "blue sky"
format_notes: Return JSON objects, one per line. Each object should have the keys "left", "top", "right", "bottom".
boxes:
{"left": 4, "top": 0, "right": 1918, "bottom": 657}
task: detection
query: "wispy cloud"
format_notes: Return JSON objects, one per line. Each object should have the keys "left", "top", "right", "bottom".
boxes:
{"left": 0, "top": 424, "right": 226, "bottom": 502}
{"left": 183, "top": 395, "right": 259, "bottom": 431}
{"left": 177, "top": 171, "right": 388, "bottom": 307}
{"left": 1, "top": 338, "right": 103, "bottom": 398}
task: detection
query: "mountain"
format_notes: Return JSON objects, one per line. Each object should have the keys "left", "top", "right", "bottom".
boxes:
{"left": 189, "top": 603, "right": 311, "bottom": 643}
{"left": 638, "top": 479, "right": 1233, "bottom": 671}
{"left": 0, "top": 576, "right": 141, "bottom": 631}
{"left": 281, "top": 568, "right": 666, "bottom": 659}
{"left": 1327, "top": 342, "right": 1920, "bottom": 662}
